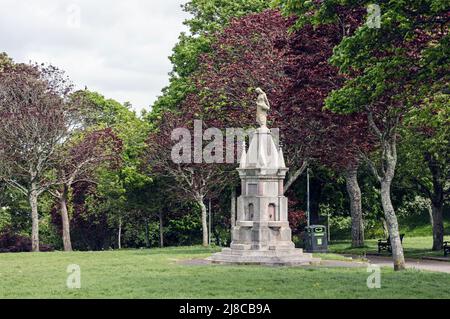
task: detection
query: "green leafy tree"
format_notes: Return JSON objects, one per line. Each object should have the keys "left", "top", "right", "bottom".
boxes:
{"left": 400, "top": 92, "right": 449, "bottom": 250}
{"left": 69, "top": 91, "right": 151, "bottom": 249}
{"left": 278, "top": 0, "right": 449, "bottom": 270}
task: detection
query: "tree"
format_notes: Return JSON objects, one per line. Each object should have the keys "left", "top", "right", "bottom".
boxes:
{"left": 193, "top": 10, "right": 305, "bottom": 188}
{"left": 0, "top": 63, "right": 84, "bottom": 252}
{"left": 0, "top": 53, "right": 13, "bottom": 216}
{"left": 172, "top": 10, "right": 308, "bottom": 239}
{"left": 282, "top": 10, "right": 373, "bottom": 246}
{"left": 148, "top": 3, "right": 273, "bottom": 243}
{"left": 50, "top": 128, "right": 122, "bottom": 251}
{"left": 191, "top": 9, "right": 373, "bottom": 246}
{"left": 280, "top": 0, "right": 449, "bottom": 269}
{"left": 401, "top": 92, "right": 449, "bottom": 250}
{"left": 71, "top": 91, "right": 151, "bottom": 250}
{"left": 146, "top": 111, "right": 234, "bottom": 247}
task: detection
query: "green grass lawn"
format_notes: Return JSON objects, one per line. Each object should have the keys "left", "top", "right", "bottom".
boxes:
{"left": 1, "top": 246, "right": 449, "bottom": 299}
{"left": 329, "top": 236, "right": 450, "bottom": 260}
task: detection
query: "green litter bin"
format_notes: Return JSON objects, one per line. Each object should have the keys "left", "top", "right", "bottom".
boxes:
{"left": 304, "top": 225, "right": 328, "bottom": 253}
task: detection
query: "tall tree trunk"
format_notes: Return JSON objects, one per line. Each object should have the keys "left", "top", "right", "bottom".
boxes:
{"left": 431, "top": 203, "right": 444, "bottom": 251}
{"left": 344, "top": 166, "right": 365, "bottom": 248}
{"left": 29, "top": 183, "right": 39, "bottom": 252}
{"left": 381, "top": 177, "right": 405, "bottom": 271}
{"left": 60, "top": 184, "right": 73, "bottom": 252}
{"left": 118, "top": 217, "right": 122, "bottom": 250}
{"left": 425, "top": 152, "right": 445, "bottom": 251}
{"left": 380, "top": 137, "right": 405, "bottom": 270}
{"left": 197, "top": 195, "right": 208, "bottom": 247}
{"left": 159, "top": 210, "right": 164, "bottom": 248}
{"left": 366, "top": 115, "right": 405, "bottom": 271}
{"left": 230, "top": 187, "right": 236, "bottom": 228}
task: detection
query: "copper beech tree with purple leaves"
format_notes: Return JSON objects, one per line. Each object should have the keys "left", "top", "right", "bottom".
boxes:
{"left": 283, "top": 9, "right": 374, "bottom": 247}
{"left": 145, "top": 11, "right": 294, "bottom": 248}
{"left": 192, "top": 10, "right": 312, "bottom": 206}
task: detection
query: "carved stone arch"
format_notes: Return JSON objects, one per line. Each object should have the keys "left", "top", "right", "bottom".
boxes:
{"left": 268, "top": 203, "right": 276, "bottom": 221}
{"left": 248, "top": 203, "right": 254, "bottom": 221}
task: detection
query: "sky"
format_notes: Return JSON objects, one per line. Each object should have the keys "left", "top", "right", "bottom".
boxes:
{"left": 0, "top": 0, "right": 190, "bottom": 113}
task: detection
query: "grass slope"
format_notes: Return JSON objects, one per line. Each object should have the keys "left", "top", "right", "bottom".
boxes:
{"left": 0, "top": 246, "right": 449, "bottom": 299}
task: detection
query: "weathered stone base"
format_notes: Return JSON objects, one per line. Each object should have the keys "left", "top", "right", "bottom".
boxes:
{"left": 206, "top": 248, "right": 321, "bottom": 266}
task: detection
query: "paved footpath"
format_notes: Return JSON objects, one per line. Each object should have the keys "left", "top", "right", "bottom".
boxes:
{"left": 355, "top": 255, "right": 450, "bottom": 274}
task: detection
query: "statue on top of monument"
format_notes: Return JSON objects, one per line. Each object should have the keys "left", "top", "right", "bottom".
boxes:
{"left": 255, "top": 88, "right": 270, "bottom": 128}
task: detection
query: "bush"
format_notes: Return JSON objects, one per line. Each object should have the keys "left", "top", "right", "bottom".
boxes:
{"left": 396, "top": 196, "right": 431, "bottom": 218}
{"left": 0, "top": 229, "right": 53, "bottom": 253}
{"left": 165, "top": 212, "right": 202, "bottom": 246}
{"left": 364, "top": 219, "right": 386, "bottom": 239}
{"left": 289, "top": 210, "right": 307, "bottom": 235}
{"left": 328, "top": 215, "right": 352, "bottom": 240}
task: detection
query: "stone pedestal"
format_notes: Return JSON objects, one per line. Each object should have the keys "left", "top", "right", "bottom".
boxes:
{"left": 207, "top": 127, "right": 320, "bottom": 266}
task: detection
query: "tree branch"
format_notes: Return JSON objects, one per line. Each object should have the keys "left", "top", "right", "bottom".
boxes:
{"left": 4, "top": 179, "right": 28, "bottom": 196}
{"left": 284, "top": 160, "right": 308, "bottom": 193}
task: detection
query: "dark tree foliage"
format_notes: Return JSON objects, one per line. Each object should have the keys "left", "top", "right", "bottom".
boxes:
{"left": 0, "top": 228, "right": 53, "bottom": 253}
{"left": 50, "top": 128, "right": 122, "bottom": 251}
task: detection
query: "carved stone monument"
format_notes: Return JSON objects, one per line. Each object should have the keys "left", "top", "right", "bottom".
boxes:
{"left": 207, "top": 89, "right": 320, "bottom": 265}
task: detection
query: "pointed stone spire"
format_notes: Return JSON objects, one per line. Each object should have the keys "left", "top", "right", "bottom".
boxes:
{"left": 245, "top": 127, "right": 281, "bottom": 169}
{"left": 278, "top": 140, "right": 286, "bottom": 168}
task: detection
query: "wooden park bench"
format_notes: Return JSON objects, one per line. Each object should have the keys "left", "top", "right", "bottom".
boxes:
{"left": 444, "top": 242, "right": 449, "bottom": 257}
{"left": 378, "top": 234, "right": 405, "bottom": 254}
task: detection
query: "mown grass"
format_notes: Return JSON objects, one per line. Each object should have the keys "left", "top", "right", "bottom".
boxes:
{"left": 0, "top": 246, "right": 449, "bottom": 299}
{"left": 329, "top": 236, "right": 450, "bottom": 260}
